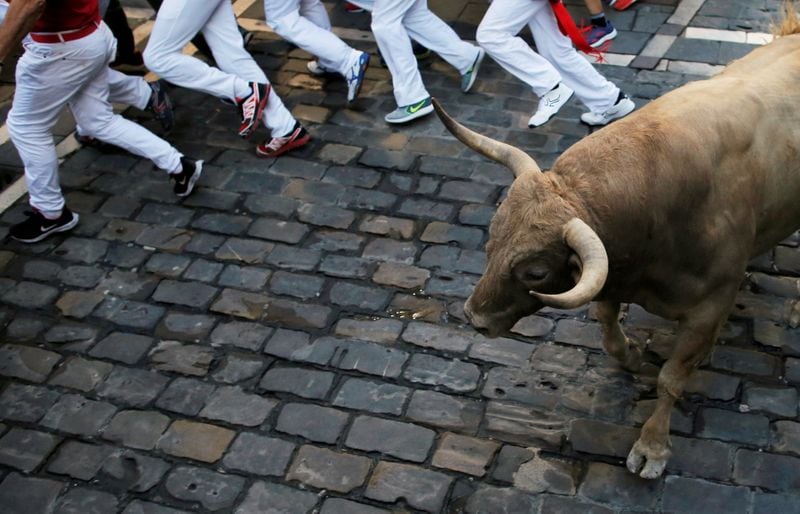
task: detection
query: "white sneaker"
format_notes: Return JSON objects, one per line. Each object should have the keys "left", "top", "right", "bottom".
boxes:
{"left": 528, "top": 83, "right": 574, "bottom": 128}
{"left": 307, "top": 61, "right": 331, "bottom": 76}
{"left": 580, "top": 93, "right": 636, "bottom": 126}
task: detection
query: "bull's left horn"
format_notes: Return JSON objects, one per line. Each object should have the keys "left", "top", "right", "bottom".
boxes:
{"left": 432, "top": 98, "right": 541, "bottom": 177}
{"left": 531, "top": 218, "right": 608, "bottom": 309}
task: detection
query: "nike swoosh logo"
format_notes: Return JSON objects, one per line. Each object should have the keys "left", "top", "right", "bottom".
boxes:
{"left": 408, "top": 100, "right": 428, "bottom": 114}
{"left": 544, "top": 95, "right": 562, "bottom": 107}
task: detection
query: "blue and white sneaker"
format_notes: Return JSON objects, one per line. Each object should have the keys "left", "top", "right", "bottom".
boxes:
{"left": 346, "top": 51, "right": 370, "bottom": 103}
{"left": 384, "top": 97, "right": 433, "bottom": 124}
{"left": 586, "top": 21, "right": 618, "bottom": 48}
{"left": 461, "top": 47, "right": 485, "bottom": 93}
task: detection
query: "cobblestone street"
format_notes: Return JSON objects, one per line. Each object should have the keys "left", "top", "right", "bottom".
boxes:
{"left": 1, "top": 0, "right": 799, "bottom": 512}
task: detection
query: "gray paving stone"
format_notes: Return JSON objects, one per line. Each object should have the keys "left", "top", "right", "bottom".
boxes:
{"left": 277, "top": 403, "right": 349, "bottom": 443}
{"left": 333, "top": 317, "right": 402, "bottom": 344}
{"left": 44, "top": 323, "right": 99, "bottom": 345}
{"left": 346, "top": 415, "right": 435, "bottom": 462}
{"left": 97, "top": 366, "right": 169, "bottom": 407}
{"left": 267, "top": 244, "right": 322, "bottom": 271}
{"left": 263, "top": 328, "right": 311, "bottom": 358}
{"left": 662, "top": 476, "right": 751, "bottom": 514}
{"left": 93, "top": 297, "right": 165, "bottom": 329}
{"left": 0, "top": 428, "right": 60, "bottom": 472}
{"left": 100, "top": 450, "right": 171, "bottom": 493}
{"left": 372, "top": 261, "right": 429, "bottom": 289}
{"left": 492, "top": 445, "right": 535, "bottom": 483}
{"left": 684, "top": 369, "right": 741, "bottom": 401}
{"left": 157, "top": 419, "right": 235, "bottom": 463}
{"left": 192, "top": 213, "right": 251, "bottom": 235}
{"left": 743, "top": 384, "right": 798, "bottom": 418}
{"left": 144, "top": 253, "right": 191, "bottom": 277}
{"left": 90, "top": 332, "right": 154, "bottom": 364}
{"left": 215, "top": 237, "right": 274, "bottom": 264}
{"left": 218, "top": 264, "right": 272, "bottom": 291}
{"left": 698, "top": 407, "right": 770, "bottom": 446}
{"left": 156, "top": 377, "right": 215, "bottom": 416}
{"left": 21, "top": 259, "right": 61, "bottom": 281}
{"left": 41, "top": 394, "right": 117, "bottom": 436}
{"left": 53, "top": 237, "right": 108, "bottom": 263}
{"left": 248, "top": 217, "right": 309, "bottom": 243}
{"left": 55, "top": 488, "right": 119, "bottom": 514}
{"left": 398, "top": 198, "right": 455, "bottom": 221}
{"left": 404, "top": 353, "right": 480, "bottom": 392}
{"left": 269, "top": 270, "right": 325, "bottom": 299}
{"left": 307, "top": 230, "right": 365, "bottom": 252}
{"left": 56, "top": 290, "right": 105, "bottom": 319}
{"left": 156, "top": 312, "right": 216, "bottom": 342}
{"left": 223, "top": 432, "right": 295, "bottom": 476}
{"left": 734, "top": 448, "right": 800, "bottom": 491}
{"left": 212, "top": 352, "right": 269, "bottom": 383}
{"left": 469, "top": 335, "right": 536, "bottom": 367}
{"left": 333, "top": 377, "right": 410, "bottom": 415}
{"left": 484, "top": 401, "right": 567, "bottom": 448}
{"left": 0, "top": 383, "right": 60, "bottom": 422}
{"left": 286, "top": 445, "right": 371, "bottom": 493}
{"left": 421, "top": 221, "right": 484, "bottom": 249}
{"left": 319, "top": 254, "right": 373, "bottom": 278}
{"left": 97, "top": 270, "right": 160, "bottom": 300}
{"left": 151, "top": 280, "right": 218, "bottom": 308}
{"left": 432, "top": 432, "right": 499, "bottom": 477}
{"left": 200, "top": 385, "right": 277, "bottom": 426}
{"left": 540, "top": 495, "right": 613, "bottom": 514}
{"left": 402, "top": 321, "right": 475, "bottom": 353}
{"left": 711, "top": 345, "right": 780, "bottom": 376}
{"left": 464, "top": 485, "right": 539, "bottom": 514}
{"left": 49, "top": 356, "right": 112, "bottom": 392}
{"left": 0, "top": 473, "right": 65, "bottom": 514}
{"left": 407, "top": 389, "right": 484, "bottom": 433}
{"left": 264, "top": 297, "right": 331, "bottom": 329}
{"left": 149, "top": 340, "right": 214, "bottom": 376}
{"left": 183, "top": 259, "right": 224, "bottom": 282}
{"left": 667, "top": 436, "right": 734, "bottom": 481}
{"left": 58, "top": 265, "right": 105, "bottom": 288}
{"left": 260, "top": 366, "right": 335, "bottom": 399}
{"left": 365, "top": 461, "right": 452, "bottom": 513}
{"left": 244, "top": 193, "right": 298, "bottom": 217}
{"left": 1, "top": 280, "right": 59, "bottom": 308}
{"left": 282, "top": 336, "right": 409, "bottom": 378}
{"left": 752, "top": 493, "right": 800, "bottom": 514}
{"left": 298, "top": 202, "right": 355, "bottom": 229}
{"left": 165, "top": 465, "right": 246, "bottom": 511}
{"left": 4, "top": 316, "right": 50, "bottom": 342}
{"left": 47, "top": 440, "right": 116, "bottom": 480}
{"left": 359, "top": 214, "right": 415, "bottom": 239}
{"left": 102, "top": 410, "right": 171, "bottom": 450}
{"left": 234, "top": 481, "right": 319, "bottom": 514}
{"left": 579, "top": 462, "right": 660, "bottom": 509}
{"left": 362, "top": 237, "right": 417, "bottom": 264}
{"left": 210, "top": 288, "right": 270, "bottom": 320}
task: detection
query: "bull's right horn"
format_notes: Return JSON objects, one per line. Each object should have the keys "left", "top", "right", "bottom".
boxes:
{"left": 530, "top": 218, "right": 608, "bottom": 309}
{"left": 433, "top": 98, "right": 541, "bottom": 177}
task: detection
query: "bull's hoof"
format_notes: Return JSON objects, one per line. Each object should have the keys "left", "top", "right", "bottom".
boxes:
{"left": 626, "top": 439, "right": 670, "bottom": 479}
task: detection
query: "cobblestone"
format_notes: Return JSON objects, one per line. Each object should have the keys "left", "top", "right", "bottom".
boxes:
{"left": 0, "top": 427, "right": 60, "bottom": 472}
{"left": 222, "top": 432, "right": 295, "bottom": 476}
{"left": 287, "top": 445, "right": 371, "bottom": 493}
{"left": 157, "top": 420, "right": 235, "bottom": 463}
{"left": 346, "top": 415, "right": 435, "bottom": 462}
{"left": 165, "top": 465, "right": 245, "bottom": 511}
{"left": 276, "top": 403, "right": 349, "bottom": 443}
{"left": 199, "top": 385, "right": 277, "bottom": 426}
{"left": 41, "top": 394, "right": 117, "bottom": 436}
{"left": 0, "top": 473, "right": 64, "bottom": 514}
{"left": 49, "top": 356, "right": 112, "bottom": 392}
{"left": 365, "top": 461, "right": 453, "bottom": 513}
{"left": 47, "top": 440, "right": 115, "bottom": 480}
{"left": 102, "top": 410, "right": 171, "bottom": 450}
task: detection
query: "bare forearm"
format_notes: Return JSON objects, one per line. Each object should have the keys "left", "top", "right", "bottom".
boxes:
{"left": 0, "top": 0, "right": 46, "bottom": 61}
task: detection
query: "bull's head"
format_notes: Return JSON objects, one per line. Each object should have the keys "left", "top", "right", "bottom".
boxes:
{"left": 433, "top": 99, "right": 609, "bottom": 336}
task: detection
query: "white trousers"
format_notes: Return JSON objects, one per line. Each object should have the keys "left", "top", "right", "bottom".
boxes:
{"left": 144, "top": 0, "right": 295, "bottom": 137}
{"left": 264, "top": 0, "right": 356, "bottom": 77}
{"left": 76, "top": 69, "right": 151, "bottom": 136}
{"left": 476, "top": 0, "right": 618, "bottom": 112}
{"left": 350, "top": 0, "right": 479, "bottom": 106}
{"left": 7, "top": 23, "right": 182, "bottom": 217}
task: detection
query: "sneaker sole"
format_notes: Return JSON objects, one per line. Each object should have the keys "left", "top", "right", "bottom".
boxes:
{"left": 590, "top": 28, "right": 618, "bottom": 48}
{"left": 176, "top": 160, "right": 204, "bottom": 198}
{"left": 385, "top": 104, "right": 434, "bottom": 124}
{"left": 347, "top": 53, "right": 371, "bottom": 103}
{"left": 239, "top": 84, "right": 271, "bottom": 139}
{"left": 11, "top": 213, "right": 80, "bottom": 243}
{"left": 256, "top": 134, "right": 311, "bottom": 158}
{"left": 580, "top": 98, "right": 636, "bottom": 126}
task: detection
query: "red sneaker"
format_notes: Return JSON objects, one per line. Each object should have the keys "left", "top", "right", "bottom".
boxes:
{"left": 256, "top": 122, "right": 311, "bottom": 158}
{"left": 609, "top": 0, "right": 638, "bottom": 11}
{"left": 236, "top": 82, "right": 270, "bottom": 139}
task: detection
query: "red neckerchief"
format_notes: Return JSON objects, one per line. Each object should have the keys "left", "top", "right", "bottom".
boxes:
{"left": 549, "top": 0, "right": 606, "bottom": 59}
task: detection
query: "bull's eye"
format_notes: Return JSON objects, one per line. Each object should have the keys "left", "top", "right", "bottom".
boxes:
{"left": 515, "top": 262, "right": 550, "bottom": 286}
{"left": 524, "top": 270, "right": 548, "bottom": 282}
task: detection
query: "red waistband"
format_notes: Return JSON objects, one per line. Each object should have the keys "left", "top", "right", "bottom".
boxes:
{"left": 30, "top": 21, "right": 100, "bottom": 44}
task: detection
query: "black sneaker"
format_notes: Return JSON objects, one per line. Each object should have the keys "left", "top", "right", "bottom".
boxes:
{"left": 146, "top": 79, "right": 174, "bottom": 133}
{"left": 171, "top": 157, "right": 203, "bottom": 197}
{"left": 9, "top": 208, "right": 79, "bottom": 243}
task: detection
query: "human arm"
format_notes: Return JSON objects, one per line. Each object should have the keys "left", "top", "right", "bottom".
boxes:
{"left": 0, "top": 0, "right": 46, "bottom": 62}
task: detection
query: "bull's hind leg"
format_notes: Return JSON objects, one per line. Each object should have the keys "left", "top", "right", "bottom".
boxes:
{"left": 596, "top": 301, "right": 644, "bottom": 372}
{"left": 626, "top": 292, "right": 735, "bottom": 479}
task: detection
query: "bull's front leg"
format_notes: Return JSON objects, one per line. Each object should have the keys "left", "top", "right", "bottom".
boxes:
{"left": 626, "top": 294, "right": 735, "bottom": 479}
{"left": 596, "top": 301, "right": 644, "bottom": 372}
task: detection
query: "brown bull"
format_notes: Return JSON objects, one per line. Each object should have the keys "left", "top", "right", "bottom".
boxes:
{"left": 436, "top": 7, "right": 800, "bottom": 479}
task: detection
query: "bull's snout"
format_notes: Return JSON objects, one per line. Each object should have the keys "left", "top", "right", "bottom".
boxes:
{"left": 464, "top": 296, "right": 502, "bottom": 338}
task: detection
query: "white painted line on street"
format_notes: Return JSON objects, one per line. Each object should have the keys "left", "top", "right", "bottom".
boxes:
{"left": 685, "top": 27, "right": 773, "bottom": 45}
{"left": 668, "top": 0, "right": 705, "bottom": 26}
